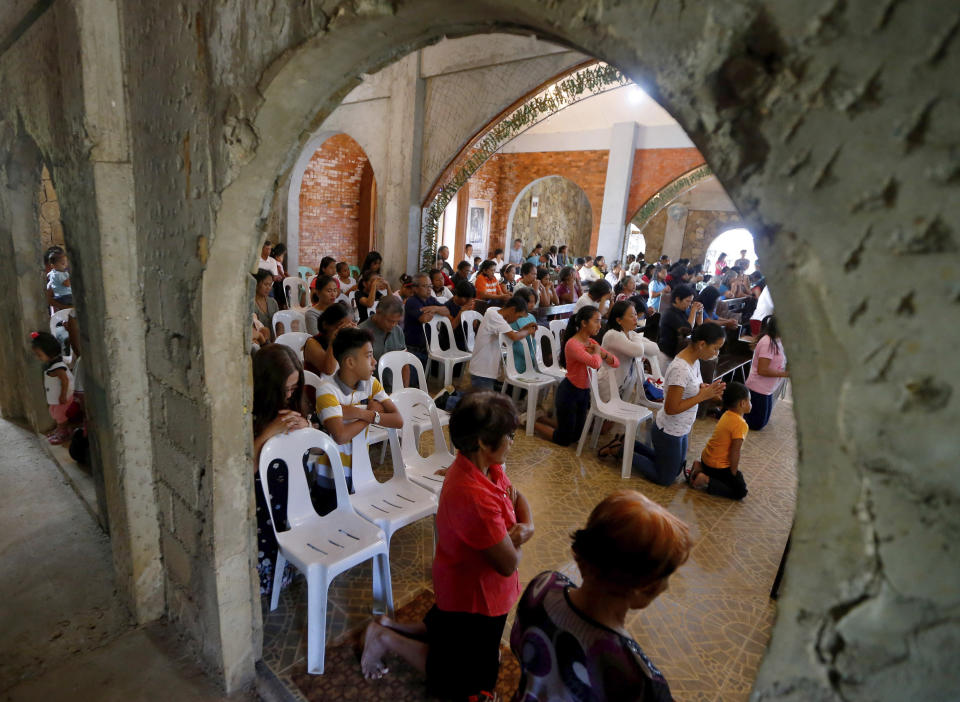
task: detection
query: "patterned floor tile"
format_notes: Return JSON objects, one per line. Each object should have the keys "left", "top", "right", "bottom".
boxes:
{"left": 261, "top": 386, "right": 798, "bottom": 699}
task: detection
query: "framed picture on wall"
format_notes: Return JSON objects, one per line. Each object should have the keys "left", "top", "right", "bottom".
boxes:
{"left": 467, "top": 199, "right": 491, "bottom": 260}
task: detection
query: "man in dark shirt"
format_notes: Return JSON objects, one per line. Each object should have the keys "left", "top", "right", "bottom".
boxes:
{"left": 404, "top": 273, "right": 451, "bottom": 365}
{"left": 657, "top": 284, "right": 702, "bottom": 360}
{"left": 445, "top": 281, "right": 477, "bottom": 351}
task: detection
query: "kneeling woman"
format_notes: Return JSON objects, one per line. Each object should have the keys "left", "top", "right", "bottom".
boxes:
{"left": 534, "top": 306, "right": 619, "bottom": 446}
{"left": 360, "top": 391, "right": 534, "bottom": 700}
{"left": 511, "top": 490, "right": 692, "bottom": 701}
{"left": 632, "top": 324, "right": 727, "bottom": 485}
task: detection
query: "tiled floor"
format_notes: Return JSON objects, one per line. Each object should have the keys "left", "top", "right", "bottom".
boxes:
{"left": 261, "top": 394, "right": 797, "bottom": 702}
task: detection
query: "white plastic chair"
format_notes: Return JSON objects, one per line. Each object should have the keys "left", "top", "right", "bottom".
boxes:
{"left": 577, "top": 368, "right": 654, "bottom": 479}
{"left": 499, "top": 333, "right": 557, "bottom": 435}
{"left": 345, "top": 291, "right": 360, "bottom": 322}
{"left": 275, "top": 332, "right": 311, "bottom": 359}
{"left": 423, "top": 316, "right": 472, "bottom": 387}
{"left": 273, "top": 309, "right": 306, "bottom": 337}
{"left": 259, "top": 428, "right": 392, "bottom": 674}
{"left": 348, "top": 429, "right": 438, "bottom": 601}
{"left": 549, "top": 319, "right": 567, "bottom": 353}
{"left": 534, "top": 326, "right": 566, "bottom": 382}
{"left": 377, "top": 351, "right": 451, "bottom": 437}
{"left": 389, "top": 387, "right": 456, "bottom": 495}
{"left": 283, "top": 276, "right": 309, "bottom": 311}
{"left": 459, "top": 310, "right": 484, "bottom": 352}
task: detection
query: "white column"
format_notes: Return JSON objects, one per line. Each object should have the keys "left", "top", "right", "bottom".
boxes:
{"left": 382, "top": 52, "right": 426, "bottom": 277}
{"left": 663, "top": 203, "right": 689, "bottom": 261}
{"left": 595, "top": 121, "right": 638, "bottom": 259}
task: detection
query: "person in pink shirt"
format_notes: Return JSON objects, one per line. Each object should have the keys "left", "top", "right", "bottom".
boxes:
{"left": 744, "top": 315, "right": 788, "bottom": 430}
{"left": 360, "top": 391, "right": 534, "bottom": 699}
{"left": 535, "top": 306, "right": 619, "bottom": 446}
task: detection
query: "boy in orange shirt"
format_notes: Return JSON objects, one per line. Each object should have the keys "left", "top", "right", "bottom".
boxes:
{"left": 687, "top": 382, "right": 750, "bottom": 500}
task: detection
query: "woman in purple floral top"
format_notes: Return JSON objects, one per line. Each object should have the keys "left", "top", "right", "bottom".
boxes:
{"left": 510, "top": 490, "right": 692, "bottom": 701}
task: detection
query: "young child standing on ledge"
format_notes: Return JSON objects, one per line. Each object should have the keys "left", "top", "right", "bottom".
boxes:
{"left": 30, "top": 331, "right": 75, "bottom": 445}
{"left": 688, "top": 382, "right": 751, "bottom": 500}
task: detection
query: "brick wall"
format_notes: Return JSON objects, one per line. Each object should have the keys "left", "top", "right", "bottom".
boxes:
{"left": 298, "top": 133, "right": 374, "bottom": 270}
{"left": 462, "top": 146, "right": 705, "bottom": 258}
{"left": 625, "top": 148, "right": 707, "bottom": 221}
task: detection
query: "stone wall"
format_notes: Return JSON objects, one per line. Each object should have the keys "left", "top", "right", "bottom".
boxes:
{"left": 37, "top": 165, "right": 64, "bottom": 252}
{"left": 508, "top": 176, "right": 593, "bottom": 257}
{"left": 681, "top": 210, "right": 744, "bottom": 265}
{"left": 641, "top": 208, "right": 668, "bottom": 261}
{"left": 298, "top": 134, "right": 373, "bottom": 270}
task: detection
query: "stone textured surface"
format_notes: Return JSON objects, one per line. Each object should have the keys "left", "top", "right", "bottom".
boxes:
{"left": 682, "top": 210, "right": 745, "bottom": 265}
{"left": 0, "top": 0, "right": 956, "bottom": 698}
{"left": 36, "top": 164, "right": 64, "bottom": 251}
{"left": 508, "top": 175, "right": 593, "bottom": 257}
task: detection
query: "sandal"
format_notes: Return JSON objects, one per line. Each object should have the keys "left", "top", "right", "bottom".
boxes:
{"left": 684, "top": 459, "right": 702, "bottom": 484}
{"left": 597, "top": 436, "right": 624, "bottom": 459}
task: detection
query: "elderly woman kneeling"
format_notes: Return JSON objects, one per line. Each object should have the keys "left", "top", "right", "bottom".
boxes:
{"left": 361, "top": 391, "right": 534, "bottom": 700}
{"left": 510, "top": 490, "right": 692, "bottom": 701}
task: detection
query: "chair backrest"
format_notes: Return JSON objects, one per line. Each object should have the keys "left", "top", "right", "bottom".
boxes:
{"left": 49, "top": 307, "right": 76, "bottom": 335}
{"left": 549, "top": 319, "right": 567, "bottom": 351}
{"left": 534, "top": 326, "right": 557, "bottom": 371}
{"left": 377, "top": 350, "right": 428, "bottom": 393}
{"left": 298, "top": 266, "right": 315, "bottom": 280}
{"left": 390, "top": 387, "right": 455, "bottom": 465}
{"left": 460, "top": 310, "right": 483, "bottom": 352}
{"left": 498, "top": 332, "right": 535, "bottom": 380}
{"left": 258, "top": 428, "right": 356, "bottom": 536}
{"left": 274, "top": 332, "right": 311, "bottom": 358}
{"left": 302, "top": 370, "right": 324, "bottom": 396}
{"left": 283, "top": 276, "right": 308, "bottom": 309}
{"left": 423, "top": 316, "right": 457, "bottom": 354}
{"left": 349, "top": 265, "right": 361, "bottom": 279}
{"left": 273, "top": 309, "right": 306, "bottom": 336}
{"left": 587, "top": 367, "right": 621, "bottom": 411}
{"left": 349, "top": 427, "right": 405, "bottom": 493}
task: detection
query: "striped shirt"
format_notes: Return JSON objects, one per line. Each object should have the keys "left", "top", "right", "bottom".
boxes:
{"left": 314, "top": 373, "right": 388, "bottom": 478}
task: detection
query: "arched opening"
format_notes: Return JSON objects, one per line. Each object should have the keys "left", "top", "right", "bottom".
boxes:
{"left": 705, "top": 227, "right": 758, "bottom": 275}
{"left": 625, "top": 223, "right": 646, "bottom": 258}
{"left": 505, "top": 175, "right": 593, "bottom": 257}
{"left": 297, "top": 134, "right": 377, "bottom": 273}
{"left": 202, "top": 28, "right": 803, "bottom": 698}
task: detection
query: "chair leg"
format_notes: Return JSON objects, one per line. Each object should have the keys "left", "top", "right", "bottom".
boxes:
{"left": 372, "top": 550, "right": 395, "bottom": 617}
{"left": 525, "top": 386, "right": 538, "bottom": 436}
{"left": 590, "top": 411, "right": 603, "bottom": 449}
{"left": 270, "top": 552, "right": 287, "bottom": 612}
{"left": 443, "top": 362, "right": 453, "bottom": 388}
{"left": 576, "top": 410, "right": 594, "bottom": 456}
{"left": 378, "top": 439, "right": 387, "bottom": 465}
{"left": 621, "top": 423, "right": 637, "bottom": 479}
{"left": 306, "top": 572, "right": 328, "bottom": 674}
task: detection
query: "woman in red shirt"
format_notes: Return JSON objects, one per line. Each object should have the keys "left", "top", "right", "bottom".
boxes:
{"left": 360, "top": 392, "right": 534, "bottom": 699}
{"left": 534, "top": 306, "right": 619, "bottom": 446}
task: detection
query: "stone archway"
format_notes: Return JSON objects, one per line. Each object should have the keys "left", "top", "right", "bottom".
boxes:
{"left": 200, "top": 2, "right": 960, "bottom": 697}
{"left": 505, "top": 175, "right": 593, "bottom": 257}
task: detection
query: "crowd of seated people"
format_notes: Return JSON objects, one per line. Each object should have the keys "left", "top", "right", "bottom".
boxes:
{"left": 248, "top": 238, "right": 786, "bottom": 700}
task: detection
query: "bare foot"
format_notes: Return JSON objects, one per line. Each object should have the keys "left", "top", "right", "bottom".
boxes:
{"left": 376, "top": 615, "right": 426, "bottom": 638}
{"left": 692, "top": 472, "right": 709, "bottom": 490}
{"left": 360, "top": 621, "right": 390, "bottom": 680}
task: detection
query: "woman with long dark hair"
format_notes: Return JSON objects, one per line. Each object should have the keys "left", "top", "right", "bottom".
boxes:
{"left": 252, "top": 269, "right": 279, "bottom": 341}
{"left": 534, "top": 306, "right": 619, "bottom": 446}
{"left": 302, "top": 302, "right": 354, "bottom": 376}
{"left": 360, "top": 250, "right": 383, "bottom": 276}
{"left": 252, "top": 344, "right": 309, "bottom": 595}
{"left": 743, "top": 315, "right": 788, "bottom": 430}
{"left": 598, "top": 301, "right": 663, "bottom": 405}
{"left": 633, "top": 324, "right": 726, "bottom": 485}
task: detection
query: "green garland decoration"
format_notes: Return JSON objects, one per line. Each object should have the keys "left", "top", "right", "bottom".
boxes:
{"left": 420, "top": 63, "right": 630, "bottom": 271}
{"left": 630, "top": 164, "right": 714, "bottom": 232}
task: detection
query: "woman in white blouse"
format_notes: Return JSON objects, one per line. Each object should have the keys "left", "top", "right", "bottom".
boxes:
{"left": 598, "top": 301, "right": 664, "bottom": 406}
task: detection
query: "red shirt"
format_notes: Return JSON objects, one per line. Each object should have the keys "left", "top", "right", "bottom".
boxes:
{"left": 433, "top": 453, "right": 520, "bottom": 616}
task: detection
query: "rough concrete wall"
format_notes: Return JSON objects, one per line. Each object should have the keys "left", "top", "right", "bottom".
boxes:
{"left": 111, "top": 0, "right": 959, "bottom": 696}
{"left": 298, "top": 134, "right": 371, "bottom": 269}
{"left": 507, "top": 176, "right": 593, "bottom": 257}
{"left": 681, "top": 210, "right": 744, "bottom": 265}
